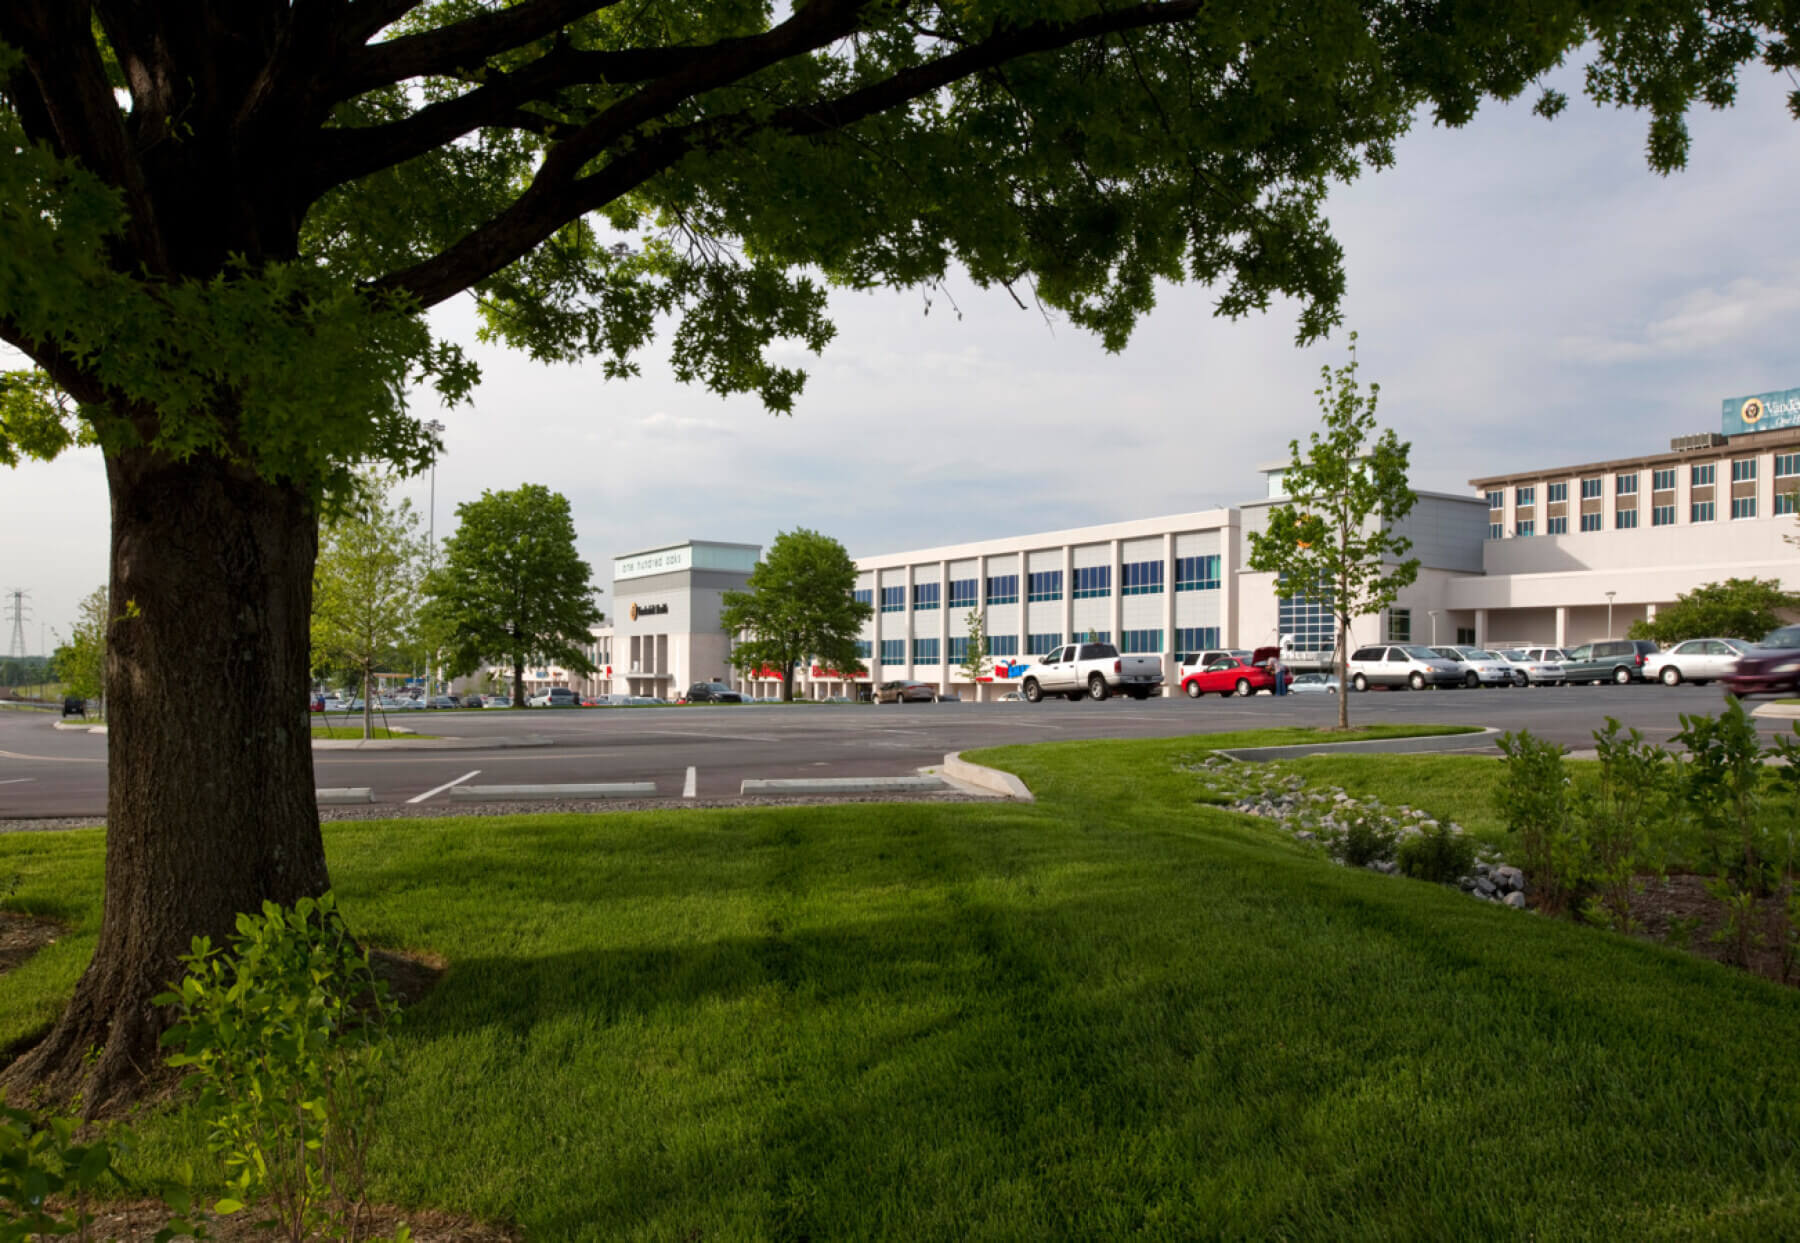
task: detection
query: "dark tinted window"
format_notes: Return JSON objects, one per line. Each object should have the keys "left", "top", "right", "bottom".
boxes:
{"left": 1080, "top": 644, "right": 1119, "bottom": 659}
{"left": 1763, "top": 626, "right": 1800, "bottom": 648}
{"left": 1350, "top": 648, "right": 1382, "bottom": 662}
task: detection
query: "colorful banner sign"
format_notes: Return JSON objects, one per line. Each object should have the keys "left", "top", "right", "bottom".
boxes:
{"left": 1722, "top": 385, "right": 1800, "bottom": 436}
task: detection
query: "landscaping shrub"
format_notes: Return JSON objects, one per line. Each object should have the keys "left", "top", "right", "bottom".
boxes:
{"left": 1332, "top": 809, "right": 1399, "bottom": 868}
{"left": 158, "top": 892, "right": 404, "bottom": 1243}
{"left": 1495, "top": 729, "right": 1584, "bottom": 914}
{"left": 1576, "top": 718, "right": 1670, "bottom": 932}
{"left": 1396, "top": 820, "right": 1476, "bottom": 884}
{"left": 1673, "top": 699, "right": 1769, "bottom": 893}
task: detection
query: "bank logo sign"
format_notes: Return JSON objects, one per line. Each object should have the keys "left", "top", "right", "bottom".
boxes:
{"left": 1723, "top": 386, "right": 1800, "bottom": 436}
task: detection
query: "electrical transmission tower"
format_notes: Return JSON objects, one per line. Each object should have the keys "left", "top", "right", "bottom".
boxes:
{"left": 5, "top": 589, "right": 30, "bottom": 659}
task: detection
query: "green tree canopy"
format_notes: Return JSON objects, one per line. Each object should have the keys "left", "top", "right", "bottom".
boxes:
{"left": 1246, "top": 336, "right": 1418, "bottom": 729}
{"left": 311, "top": 474, "right": 427, "bottom": 736}
{"left": 1628, "top": 578, "right": 1800, "bottom": 644}
{"left": 423, "top": 484, "right": 601, "bottom": 707}
{"left": 720, "top": 529, "right": 871, "bottom": 703}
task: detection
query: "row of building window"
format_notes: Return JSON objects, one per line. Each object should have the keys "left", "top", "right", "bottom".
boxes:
{"left": 869, "top": 557, "right": 1223, "bottom": 607}
{"left": 1506, "top": 460, "right": 1782, "bottom": 509}
{"left": 876, "top": 631, "right": 1236, "bottom": 664}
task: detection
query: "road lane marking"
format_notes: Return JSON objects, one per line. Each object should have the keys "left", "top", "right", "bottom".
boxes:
{"left": 683, "top": 766, "right": 697, "bottom": 799}
{"left": 0, "top": 777, "right": 35, "bottom": 785}
{"left": 0, "top": 749, "right": 105, "bottom": 764}
{"left": 407, "top": 769, "right": 481, "bottom": 804}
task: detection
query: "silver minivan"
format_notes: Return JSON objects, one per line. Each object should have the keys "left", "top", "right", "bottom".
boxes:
{"left": 1345, "top": 645, "right": 1465, "bottom": 691}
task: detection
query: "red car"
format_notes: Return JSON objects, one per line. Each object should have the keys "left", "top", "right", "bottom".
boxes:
{"left": 1182, "top": 656, "right": 1275, "bottom": 699}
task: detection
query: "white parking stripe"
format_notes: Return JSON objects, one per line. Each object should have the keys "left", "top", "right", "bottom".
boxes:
{"left": 0, "top": 777, "right": 34, "bottom": 785}
{"left": 407, "top": 769, "right": 481, "bottom": 804}
{"left": 683, "top": 766, "right": 697, "bottom": 799}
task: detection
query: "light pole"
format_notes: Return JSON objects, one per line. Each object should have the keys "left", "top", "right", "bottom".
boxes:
{"left": 1428, "top": 609, "right": 1440, "bottom": 645}
{"left": 423, "top": 419, "right": 445, "bottom": 695}
{"left": 1605, "top": 590, "right": 1616, "bottom": 639}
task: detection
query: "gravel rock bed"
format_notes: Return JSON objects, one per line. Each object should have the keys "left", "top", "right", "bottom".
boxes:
{"left": 1, "top": 791, "right": 995, "bottom": 834}
{"left": 1184, "top": 753, "right": 1529, "bottom": 907}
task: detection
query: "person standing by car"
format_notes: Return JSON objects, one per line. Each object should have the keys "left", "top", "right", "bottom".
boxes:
{"left": 1268, "top": 655, "right": 1288, "bottom": 696}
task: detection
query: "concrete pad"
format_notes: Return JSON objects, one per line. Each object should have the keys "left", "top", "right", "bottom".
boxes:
{"left": 1752, "top": 701, "right": 1800, "bottom": 719}
{"left": 739, "top": 775, "right": 948, "bottom": 795}
{"left": 941, "top": 752, "right": 1035, "bottom": 801}
{"left": 316, "top": 787, "right": 375, "bottom": 805}
{"left": 448, "top": 782, "right": 657, "bottom": 800}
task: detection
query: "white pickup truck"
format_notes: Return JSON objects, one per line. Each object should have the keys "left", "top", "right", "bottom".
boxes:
{"left": 1021, "top": 642, "right": 1163, "bottom": 702}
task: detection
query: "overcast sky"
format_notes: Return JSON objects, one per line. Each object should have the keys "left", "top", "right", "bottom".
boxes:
{"left": 6, "top": 65, "right": 1800, "bottom": 647}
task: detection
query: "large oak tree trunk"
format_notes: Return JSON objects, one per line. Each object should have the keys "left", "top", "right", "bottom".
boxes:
{"left": 3, "top": 446, "right": 329, "bottom": 1111}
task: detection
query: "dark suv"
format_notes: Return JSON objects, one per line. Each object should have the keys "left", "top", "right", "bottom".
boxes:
{"left": 685, "top": 682, "right": 745, "bottom": 703}
{"left": 1559, "top": 639, "right": 1660, "bottom": 684}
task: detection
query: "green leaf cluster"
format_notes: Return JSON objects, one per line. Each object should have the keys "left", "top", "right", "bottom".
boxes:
{"left": 1626, "top": 577, "right": 1800, "bottom": 643}
{"left": 0, "top": 1104, "right": 118, "bottom": 1241}
{"left": 156, "top": 892, "right": 401, "bottom": 1242}
{"left": 57, "top": 584, "right": 110, "bottom": 705}
{"left": 421, "top": 484, "right": 601, "bottom": 705}
{"left": 719, "top": 529, "right": 871, "bottom": 703}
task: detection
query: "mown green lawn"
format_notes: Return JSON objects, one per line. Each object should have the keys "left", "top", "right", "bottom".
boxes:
{"left": 5, "top": 728, "right": 1800, "bottom": 1239}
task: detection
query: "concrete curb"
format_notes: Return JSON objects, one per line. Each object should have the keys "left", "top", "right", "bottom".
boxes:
{"left": 1752, "top": 701, "right": 1800, "bottom": 719}
{"left": 740, "top": 775, "right": 948, "bottom": 796}
{"left": 449, "top": 782, "right": 656, "bottom": 800}
{"left": 1217, "top": 726, "right": 1500, "bottom": 764}
{"left": 310, "top": 734, "right": 555, "bottom": 750}
{"left": 316, "top": 788, "right": 375, "bottom": 805}
{"left": 940, "top": 752, "right": 1035, "bottom": 801}
{"left": 51, "top": 720, "right": 106, "bottom": 733}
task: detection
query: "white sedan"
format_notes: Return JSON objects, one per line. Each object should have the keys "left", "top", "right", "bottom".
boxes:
{"left": 1430, "top": 646, "right": 1518, "bottom": 688}
{"left": 1642, "top": 637, "right": 1756, "bottom": 686}
{"left": 1288, "top": 672, "right": 1339, "bottom": 693}
{"left": 1494, "top": 648, "right": 1567, "bottom": 686}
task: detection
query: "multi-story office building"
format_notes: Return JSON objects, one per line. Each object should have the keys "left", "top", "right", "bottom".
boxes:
{"left": 574, "top": 386, "right": 1800, "bottom": 703}
{"left": 1454, "top": 417, "right": 1800, "bottom": 648}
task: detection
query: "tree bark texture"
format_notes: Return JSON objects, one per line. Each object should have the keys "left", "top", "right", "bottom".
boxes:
{"left": 2, "top": 444, "right": 329, "bottom": 1110}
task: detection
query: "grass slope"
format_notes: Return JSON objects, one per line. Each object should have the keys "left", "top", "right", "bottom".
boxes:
{"left": 3, "top": 729, "right": 1800, "bottom": 1239}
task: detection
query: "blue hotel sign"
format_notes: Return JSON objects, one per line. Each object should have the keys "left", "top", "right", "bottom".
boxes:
{"left": 1723, "top": 385, "right": 1800, "bottom": 436}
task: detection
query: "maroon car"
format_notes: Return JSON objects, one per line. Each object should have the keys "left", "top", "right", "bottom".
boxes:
{"left": 1721, "top": 624, "right": 1800, "bottom": 699}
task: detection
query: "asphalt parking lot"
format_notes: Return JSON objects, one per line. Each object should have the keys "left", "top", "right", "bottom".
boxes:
{"left": 3, "top": 683, "right": 1796, "bottom": 820}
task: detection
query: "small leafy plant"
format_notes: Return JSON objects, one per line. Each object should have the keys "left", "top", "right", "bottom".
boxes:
{"left": 1673, "top": 699, "right": 1769, "bottom": 893}
{"left": 0, "top": 1103, "right": 116, "bottom": 1243}
{"left": 158, "top": 892, "right": 404, "bottom": 1243}
{"left": 1576, "top": 718, "right": 1669, "bottom": 932}
{"left": 1332, "top": 809, "right": 1399, "bottom": 868}
{"left": 1397, "top": 820, "right": 1476, "bottom": 884}
{"left": 1496, "top": 730, "right": 1583, "bottom": 914}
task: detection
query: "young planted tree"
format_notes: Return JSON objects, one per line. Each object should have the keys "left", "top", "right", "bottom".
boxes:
{"left": 960, "top": 609, "right": 992, "bottom": 693}
{"left": 721, "top": 530, "right": 871, "bottom": 704}
{"left": 1247, "top": 336, "right": 1420, "bottom": 730}
{"left": 423, "top": 486, "right": 601, "bottom": 708}
{"left": 1, "top": 1, "right": 1792, "bottom": 1102}
{"left": 58, "top": 586, "right": 111, "bottom": 713}
{"left": 311, "top": 476, "right": 426, "bottom": 739}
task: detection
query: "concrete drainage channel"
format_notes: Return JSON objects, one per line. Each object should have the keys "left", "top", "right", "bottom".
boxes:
{"left": 314, "top": 751, "right": 1033, "bottom": 806}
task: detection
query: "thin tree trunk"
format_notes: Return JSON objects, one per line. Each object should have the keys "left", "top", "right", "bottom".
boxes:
{"left": 363, "top": 664, "right": 374, "bottom": 740}
{"left": 1336, "top": 611, "right": 1350, "bottom": 731}
{"left": 513, "top": 659, "right": 525, "bottom": 708}
{"left": 2, "top": 446, "right": 328, "bottom": 1110}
